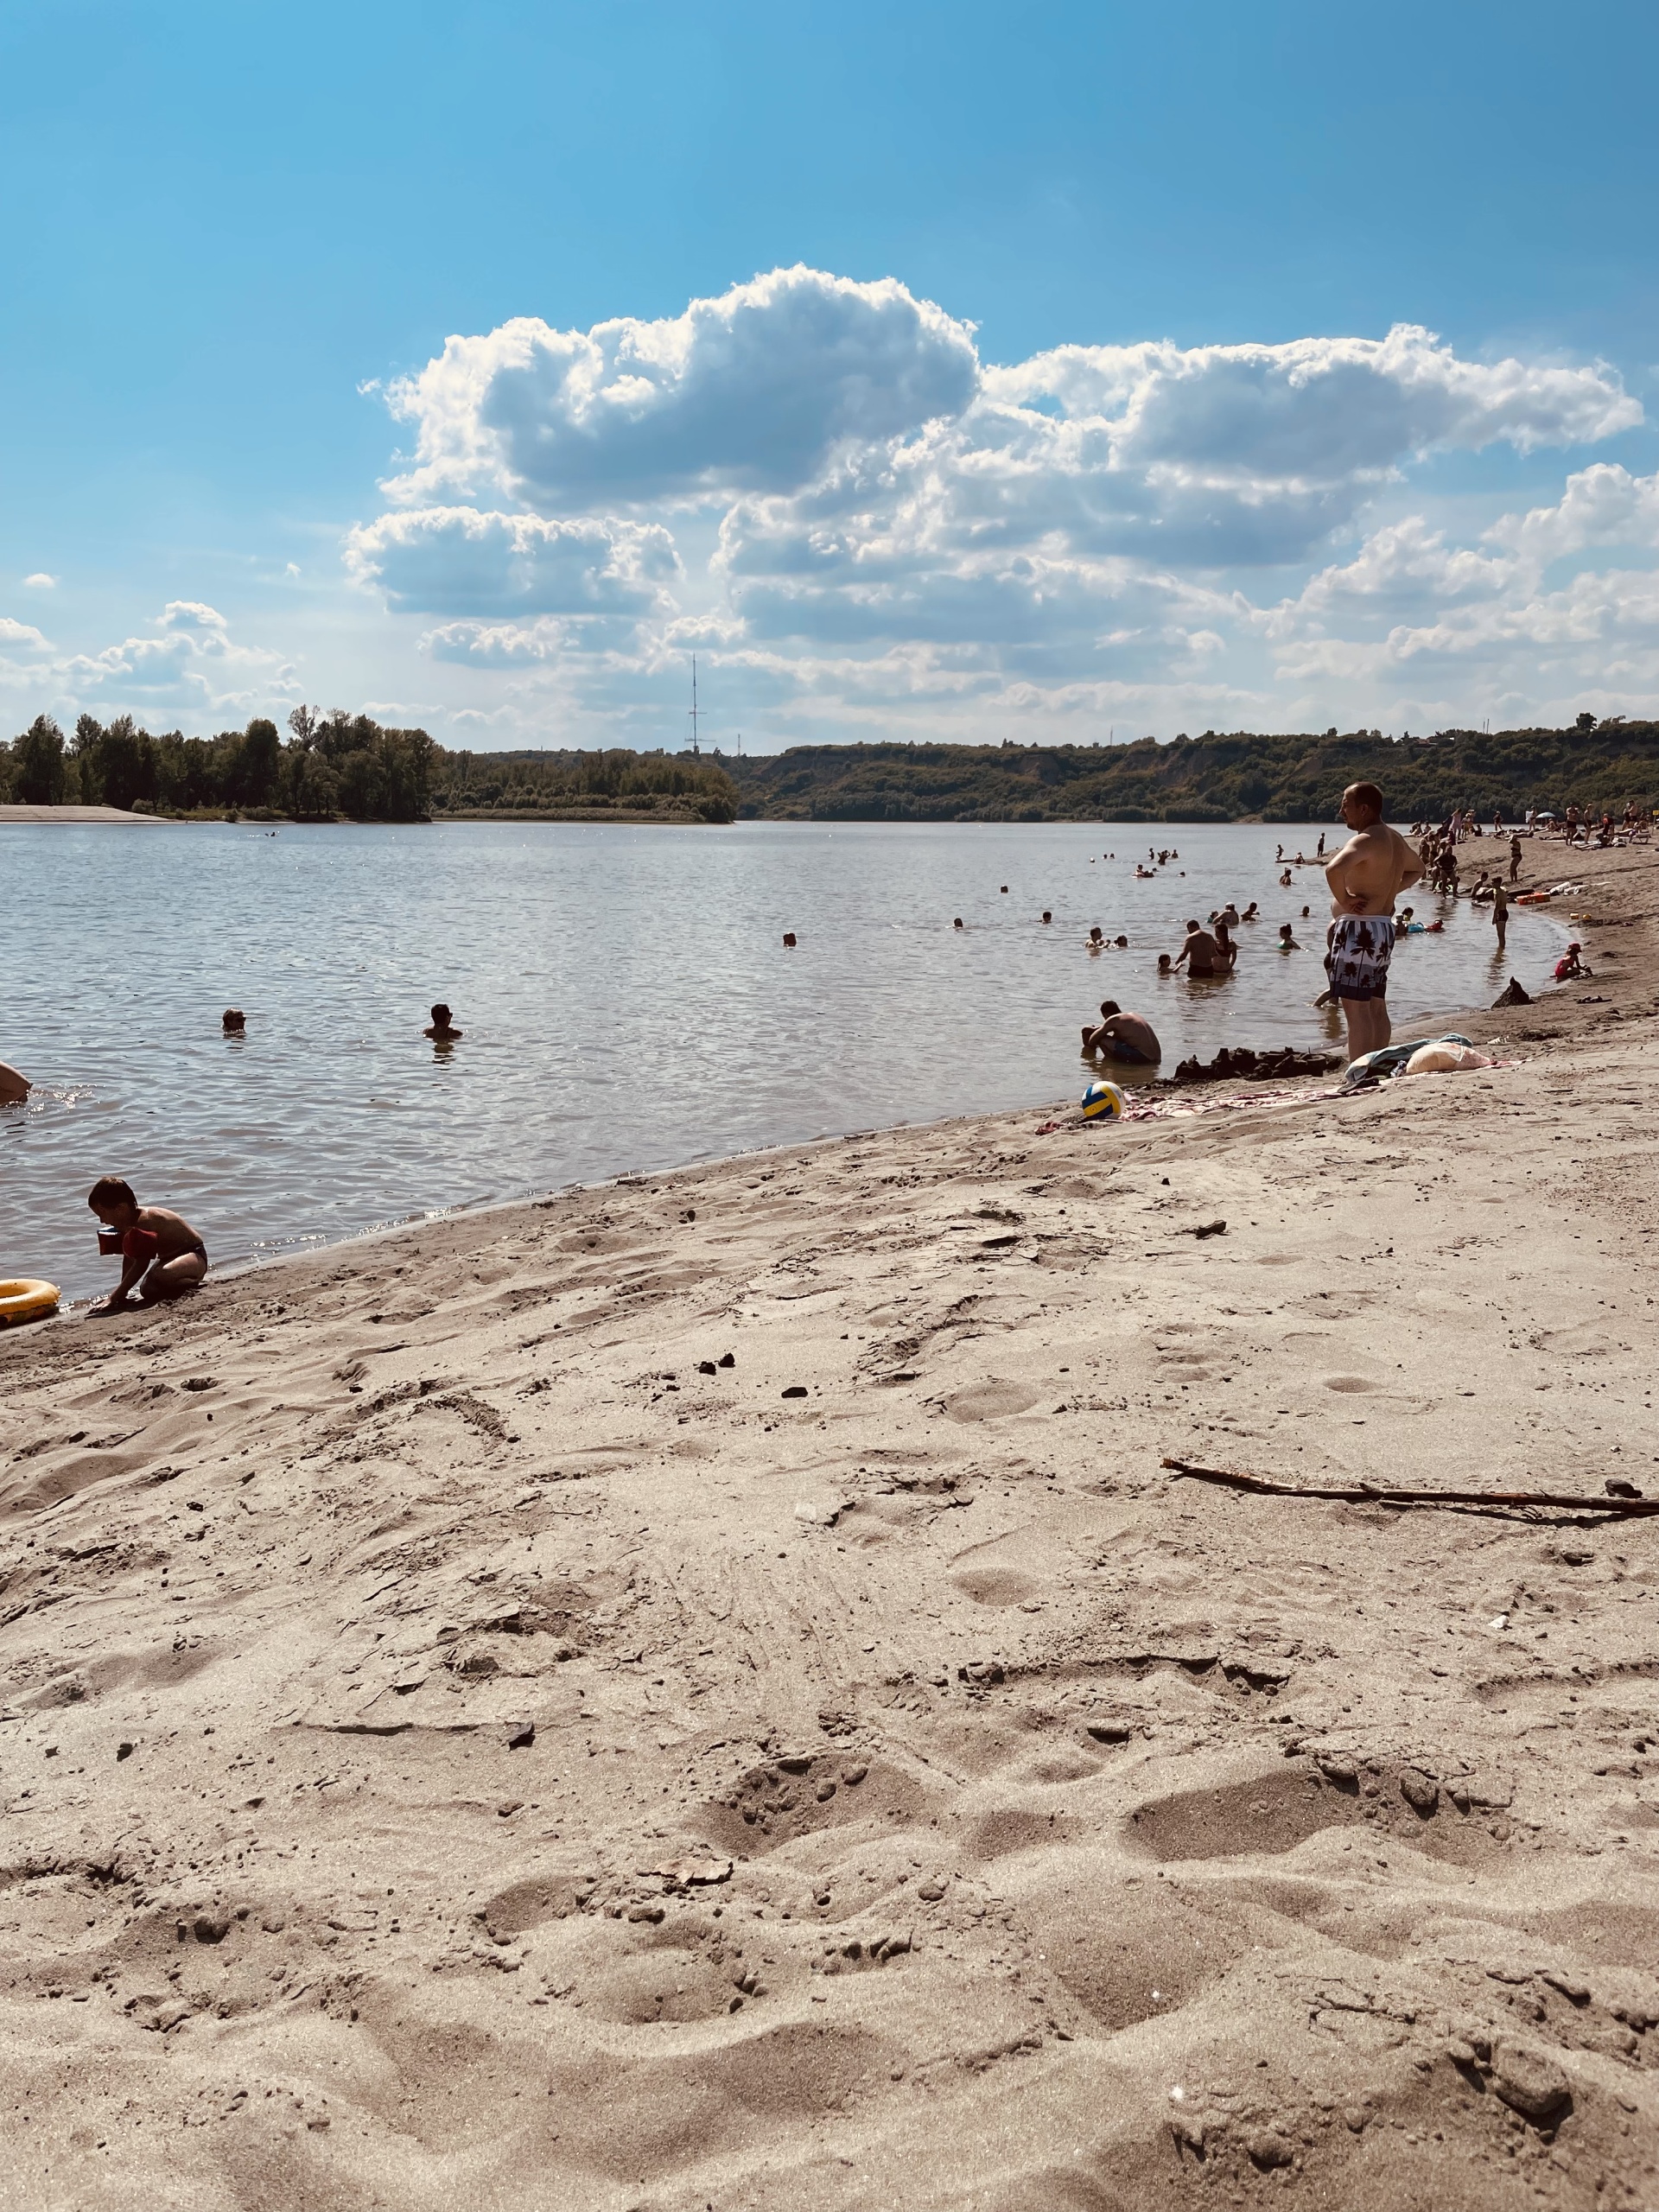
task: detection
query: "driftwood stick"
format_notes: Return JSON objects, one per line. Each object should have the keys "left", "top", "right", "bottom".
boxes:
{"left": 1161, "top": 1457, "right": 1659, "bottom": 1518}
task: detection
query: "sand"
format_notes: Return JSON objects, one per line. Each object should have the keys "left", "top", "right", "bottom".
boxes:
{"left": 3, "top": 836, "right": 1658, "bottom": 2209}
{"left": 0, "top": 804, "right": 168, "bottom": 824}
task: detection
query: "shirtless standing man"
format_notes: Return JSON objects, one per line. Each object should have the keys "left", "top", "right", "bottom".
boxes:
{"left": 1322, "top": 782, "right": 1424, "bottom": 1059}
{"left": 1173, "top": 919, "right": 1225, "bottom": 976}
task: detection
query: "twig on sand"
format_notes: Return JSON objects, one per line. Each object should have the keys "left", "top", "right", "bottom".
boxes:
{"left": 1161, "top": 1457, "right": 1659, "bottom": 1520}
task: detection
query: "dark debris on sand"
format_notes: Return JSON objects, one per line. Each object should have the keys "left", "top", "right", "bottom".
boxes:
{"left": 1170, "top": 1044, "right": 1341, "bottom": 1085}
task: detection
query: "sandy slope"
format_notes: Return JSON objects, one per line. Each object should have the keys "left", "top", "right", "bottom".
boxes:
{"left": 0, "top": 805, "right": 168, "bottom": 825}
{"left": 3, "top": 841, "right": 1659, "bottom": 2209}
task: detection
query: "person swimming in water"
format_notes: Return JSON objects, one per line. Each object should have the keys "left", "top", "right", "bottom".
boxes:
{"left": 424, "top": 1002, "right": 463, "bottom": 1042}
{"left": 86, "top": 1177, "right": 207, "bottom": 1308}
{"left": 0, "top": 1058, "right": 29, "bottom": 1105}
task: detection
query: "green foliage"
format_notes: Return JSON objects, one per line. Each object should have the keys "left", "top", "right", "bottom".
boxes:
{"left": 429, "top": 747, "right": 738, "bottom": 823}
{"left": 14, "top": 709, "right": 1649, "bottom": 827}
{"left": 284, "top": 746, "right": 340, "bottom": 821}
{"left": 718, "top": 722, "right": 1659, "bottom": 822}
{"left": 10, "top": 714, "right": 67, "bottom": 804}
{"left": 297, "top": 709, "right": 435, "bottom": 820}
{"left": 3, "top": 707, "right": 435, "bottom": 820}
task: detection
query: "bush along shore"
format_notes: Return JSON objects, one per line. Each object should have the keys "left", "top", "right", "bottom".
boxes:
{"left": 0, "top": 709, "right": 739, "bottom": 824}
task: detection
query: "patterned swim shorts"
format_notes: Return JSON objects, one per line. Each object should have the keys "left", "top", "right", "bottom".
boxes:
{"left": 1325, "top": 915, "right": 1395, "bottom": 1001}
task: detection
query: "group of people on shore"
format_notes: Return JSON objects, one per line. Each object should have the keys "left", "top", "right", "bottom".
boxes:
{"left": 1414, "top": 824, "right": 1524, "bottom": 898}
{"left": 1546, "top": 802, "right": 1652, "bottom": 847}
{"left": 1415, "top": 801, "right": 1653, "bottom": 849}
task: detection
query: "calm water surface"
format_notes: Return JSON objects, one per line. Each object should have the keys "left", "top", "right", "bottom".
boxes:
{"left": 2, "top": 819, "right": 1566, "bottom": 1299}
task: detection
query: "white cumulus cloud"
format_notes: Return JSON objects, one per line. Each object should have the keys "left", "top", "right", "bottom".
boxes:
{"left": 346, "top": 507, "right": 680, "bottom": 620}
{"left": 54, "top": 606, "right": 291, "bottom": 714}
{"left": 380, "top": 265, "right": 980, "bottom": 509}
{"left": 346, "top": 270, "right": 1656, "bottom": 742}
{"left": 1487, "top": 461, "right": 1659, "bottom": 568}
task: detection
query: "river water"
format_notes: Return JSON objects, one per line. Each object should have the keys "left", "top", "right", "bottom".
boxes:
{"left": 1, "top": 818, "right": 1565, "bottom": 1300}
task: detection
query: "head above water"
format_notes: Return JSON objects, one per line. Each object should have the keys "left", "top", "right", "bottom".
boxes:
{"left": 222, "top": 1008, "right": 245, "bottom": 1033}
{"left": 1340, "top": 782, "right": 1385, "bottom": 828}
{"left": 430, "top": 1003, "right": 452, "bottom": 1024}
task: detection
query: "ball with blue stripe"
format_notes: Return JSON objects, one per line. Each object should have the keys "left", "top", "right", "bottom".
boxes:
{"left": 1080, "top": 1079, "right": 1126, "bottom": 1122}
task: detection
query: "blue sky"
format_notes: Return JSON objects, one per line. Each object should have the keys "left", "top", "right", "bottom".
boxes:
{"left": 3, "top": 0, "right": 1658, "bottom": 751}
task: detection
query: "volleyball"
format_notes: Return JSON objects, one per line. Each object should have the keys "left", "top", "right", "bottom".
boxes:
{"left": 1080, "top": 1079, "right": 1126, "bottom": 1122}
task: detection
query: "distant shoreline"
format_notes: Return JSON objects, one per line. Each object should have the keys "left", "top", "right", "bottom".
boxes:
{"left": 0, "top": 803, "right": 722, "bottom": 828}
{"left": 0, "top": 803, "right": 168, "bottom": 824}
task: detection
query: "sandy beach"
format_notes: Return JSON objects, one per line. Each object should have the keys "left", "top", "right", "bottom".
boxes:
{"left": 3, "top": 836, "right": 1658, "bottom": 2210}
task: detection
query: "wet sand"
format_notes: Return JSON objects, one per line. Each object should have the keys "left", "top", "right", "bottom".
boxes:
{"left": 3, "top": 837, "right": 1658, "bottom": 2209}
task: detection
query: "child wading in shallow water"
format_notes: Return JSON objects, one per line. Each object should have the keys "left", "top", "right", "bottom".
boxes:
{"left": 86, "top": 1177, "right": 208, "bottom": 1310}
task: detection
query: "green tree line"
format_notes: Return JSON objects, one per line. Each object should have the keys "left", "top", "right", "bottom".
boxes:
{"left": 1, "top": 709, "right": 740, "bottom": 823}
{"left": 0, "top": 707, "right": 436, "bottom": 819}
{"left": 429, "top": 747, "right": 737, "bottom": 822}
{"left": 9, "top": 709, "right": 1653, "bottom": 825}
{"left": 715, "top": 717, "right": 1659, "bottom": 822}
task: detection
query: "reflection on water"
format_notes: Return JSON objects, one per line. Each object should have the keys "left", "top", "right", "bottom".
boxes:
{"left": 0, "top": 819, "right": 1565, "bottom": 1298}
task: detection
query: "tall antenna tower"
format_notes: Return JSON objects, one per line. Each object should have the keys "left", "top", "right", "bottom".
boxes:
{"left": 688, "top": 656, "right": 701, "bottom": 754}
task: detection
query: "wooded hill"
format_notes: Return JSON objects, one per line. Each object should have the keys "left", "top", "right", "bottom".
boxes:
{"left": 9, "top": 710, "right": 1654, "bottom": 824}
{"left": 716, "top": 720, "right": 1659, "bottom": 823}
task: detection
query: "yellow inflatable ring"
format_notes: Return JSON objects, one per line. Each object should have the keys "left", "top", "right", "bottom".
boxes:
{"left": 0, "top": 1279, "right": 60, "bottom": 1326}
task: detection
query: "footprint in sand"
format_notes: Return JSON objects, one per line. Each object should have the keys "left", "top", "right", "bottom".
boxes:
{"left": 702, "top": 1755, "right": 925, "bottom": 1853}
{"left": 941, "top": 1380, "right": 1046, "bottom": 1423}
{"left": 953, "top": 1565, "right": 1040, "bottom": 1607}
{"left": 1124, "top": 1765, "right": 1363, "bottom": 1862}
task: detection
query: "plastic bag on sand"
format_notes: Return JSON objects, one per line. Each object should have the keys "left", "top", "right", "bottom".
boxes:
{"left": 1406, "top": 1042, "right": 1491, "bottom": 1076}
